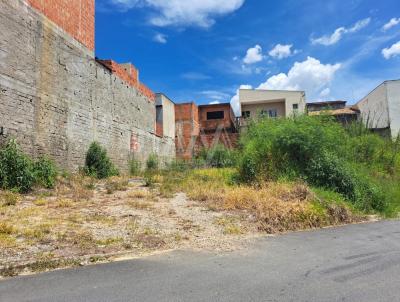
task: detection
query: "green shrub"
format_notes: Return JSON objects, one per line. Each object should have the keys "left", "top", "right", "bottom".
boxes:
{"left": 85, "top": 142, "right": 119, "bottom": 179}
{"left": 166, "top": 159, "right": 189, "bottom": 172}
{"left": 237, "top": 116, "right": 395, "bottom": 213}
{"left": 129, "top": 158, "right": 141, "bottom": 176}
{"left": 33, "top": 157, "right": 58, "bottom": 189}
{"left": 0, "top": 140, "right": 34, "bottom": 193}
{"left": 196, "top": 144, "right": 236, "bottom": 168}
{"left": 143, "top": 171, "right": 155, "bottom": 187}
{"left": 146, "top": 154, "right": 159, "bottom": 171}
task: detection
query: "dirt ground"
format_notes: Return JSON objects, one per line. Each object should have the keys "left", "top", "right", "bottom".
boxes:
{"left": 0, "top": 177, "right": 261, "bottom": 277}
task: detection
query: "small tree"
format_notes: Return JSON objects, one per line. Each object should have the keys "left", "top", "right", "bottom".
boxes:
{"left": 85, "top": 142, "right": 119, "bottom": 179}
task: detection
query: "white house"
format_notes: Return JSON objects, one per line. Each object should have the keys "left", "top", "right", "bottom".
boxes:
{"left": 356, "top": 80, "right": 400, "bottom": 138}
{"left": 238, "top": 89, "right": 306, "bottom": 125}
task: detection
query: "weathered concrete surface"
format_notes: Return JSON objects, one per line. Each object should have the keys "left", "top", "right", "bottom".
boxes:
{"left": 0, "top": 0, "right": 175, "bottom": 171}
{"left": 1, "top": 220, "right": 400, "bottom": 302}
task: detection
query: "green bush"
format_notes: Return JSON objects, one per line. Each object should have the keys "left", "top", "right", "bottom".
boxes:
{"left": 166, "top": 159, "right": 189, "bottom": 172}
{"left": 33, "top": 157, "right": 58, "bottom": 189}
{"left": 146, "top": 154, "right": 159, "bottom": 171}
{"left": 237, "top": 115, "right": 397, "bottom": 213}
{"left": 129, "top": 158, "right": 141, "bottom": 176}
{"left": 0, "top": 140, "right": 34, "bottom": 193}
{"left": 85, "top": 142, "right": 119, "bottom": 179}
{"left": 196, "top": 144, "right": 237, "bottom": 168}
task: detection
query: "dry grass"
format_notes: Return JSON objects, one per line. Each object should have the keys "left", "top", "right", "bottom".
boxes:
{"left": 0, "top": 174, "right": 182, "bottom": 277}
{"left": 105, "top": 177, "right": 129, "bottom": 194}
{"left": 0, "top": 191, "right": 20, "bottom": 207}
{"left": 159, "top": 168, "right": 360, "bottom": 234}
{"left": 128, "top": 200, "right": 154, "bottom": 210}
{"left": 128, "top": 190, "right": 151, "bottom": 199}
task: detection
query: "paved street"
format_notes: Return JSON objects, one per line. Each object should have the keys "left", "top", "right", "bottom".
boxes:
{"left": 1, "top": 220, "right": 400, "bottom": 302}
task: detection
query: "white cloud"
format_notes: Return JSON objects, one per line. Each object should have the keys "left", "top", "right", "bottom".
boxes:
{"left": 153, "top": 33, "right": 167, "bottom": 43}
{"left": 201, "top": 90, "right": 230, "bottom": 101}
{"left": 382, "top": 18, "right": 400, "bottom": 31}
{"left": 269, "top": 44, "right": 293, "bottom": 59}
{"left": 230, "top": 84, "right": 252, "bottom": 116}
{"left": 229, "top": 57, "right": 341, "bottom": 115}
{"left": 243, "top": 45, "right": 263, "bottom": 64}
{"left": 311, "top": 18, "right": 371, "bottom": 46}
{"left": 111, "top": 0, "right": 245, "bottom": 28}
{"left": 209, "top": 101, "right": 221, "bottom": 104}
{"left": 382, "top": 41, "right": 400, "bottom": 59}
{"left": 319, "top": 88, "right": 331, "bottom": 98}
{"left": 181, "top": 72, "right": 211, "bottom": 80}
{"left": 348, "top": 18, "right": 371, "bottom": 33}
{"left": 258, "top": 57, "right": 341, "bottom": 96}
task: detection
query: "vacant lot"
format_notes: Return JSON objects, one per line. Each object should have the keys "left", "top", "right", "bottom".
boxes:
{"left": 0, "top": 168, "right": 367, "bottom": 277}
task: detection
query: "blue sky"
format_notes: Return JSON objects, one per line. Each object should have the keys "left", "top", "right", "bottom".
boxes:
{"left": 96, "top": 0, "right": 400, "bottom": 109}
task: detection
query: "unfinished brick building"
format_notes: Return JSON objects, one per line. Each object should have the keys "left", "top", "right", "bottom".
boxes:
{"left": 175, "top": 102, "right": 239, "bottom": 160}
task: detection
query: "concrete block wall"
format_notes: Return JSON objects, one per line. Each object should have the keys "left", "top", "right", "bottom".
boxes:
{"left": 0, "top": 0, "right": 175, "bottom": 171}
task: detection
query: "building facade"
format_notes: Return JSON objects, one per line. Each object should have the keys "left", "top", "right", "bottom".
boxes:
{"left": 155, "top": 93, "right": 176, "bottom": 139}
{"left": 356, "top": 80, "right": 400, "bottom": 138}
{"left": 307, "top": 101, "right": 359, "bottom": 124}
{"left": 174, "top": 102, "right": 238, "bottom": 160}
{"left": 238, "top": 89, "right": 306, "bottom": 126}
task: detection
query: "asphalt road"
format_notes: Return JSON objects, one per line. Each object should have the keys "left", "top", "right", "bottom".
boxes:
{"left": 1, "top": 220, "right": 400, "bottom": 302}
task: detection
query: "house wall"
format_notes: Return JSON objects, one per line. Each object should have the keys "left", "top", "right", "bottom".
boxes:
{"left": 0, "top": 0, "right": 175, "bottom": 171}
{"left": 156, "top": 94, "right": 175, "bottom": 139}
{"left": 241, "top": 101, "right": 286, "bottom": 119}
{"left": 357, "top": 82, "right": 390, "bottom": 130}
{"left": 175, "top": 103, "right": 199, "bottom": 160}
{"left": 198, "top": 104, "right": 234, "bottom": 131}
{"left": 239, "top": 89, "right": 306, "bottom": 117}
{"left": 387, "top": 80, "right": 400, "bottom": 138}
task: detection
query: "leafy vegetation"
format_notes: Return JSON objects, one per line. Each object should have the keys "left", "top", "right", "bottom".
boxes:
{"left": 84, "top": 142, "right": 119, "bottom": 179}
{"left": 146, "top": 153, "right": 159, "bottom": 171}
{"left": 236, "top": 116, "right": 399, "bottom": 215}
{"left": 0, "top": 140, "right": 58, "bottom": 192}
{"left": 129, "top": 158, "right": 142, "bottom": 176}
{"left": 196, "top": 144, "right": 237, "bottom": 168}
{"left": 33, "top": 157, "right": 58, "bottom": 189}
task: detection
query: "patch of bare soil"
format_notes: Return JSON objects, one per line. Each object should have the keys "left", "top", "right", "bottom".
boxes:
{"left": 0, "top": 178, "right": 259, "bottom": 277}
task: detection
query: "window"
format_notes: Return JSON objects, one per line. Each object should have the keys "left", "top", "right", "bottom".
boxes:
{"left": 293, "top": 103, "right": 299, "bottom": 110}
{"left": 269, "top": 109, "right": 277, "bottom": 118}
{"left": 242, "top": 111, "right": 251, "bottom": 119}
{"left": 207, "top": 111, "right": 224, "bottom": 120}
{"left": 260, "top": 109, "right": 277, "bottom": 118}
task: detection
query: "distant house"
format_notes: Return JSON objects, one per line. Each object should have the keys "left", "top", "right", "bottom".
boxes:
{"left": 307, "top": 100, "right": 359, "bottom": 124}
{"left": 238, "top": 89, "right": 306, "bottom": 126}
{"left": 306, "top": 100, "right": 347, "bottom": 112}
{"left": 174, "top": 102, "right": 238, "bottom": 160}
{"left": 356, "top": 80, "right": 400, "bottom": 138}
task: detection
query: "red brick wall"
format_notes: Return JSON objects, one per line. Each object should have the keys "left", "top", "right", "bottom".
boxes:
{"left": 175, "top": 102, "right": 238, "bottom": 159}
{"left": 198, "top": 104, "right": 235, "bottom": 131}
{"left": 27, "top": 0, "right": 95, "bottom": 51}
{"left": 196, "top": 132, "right": 239, "bottom": 151}
{"left": 175, "top": 103, "right": 200, "bottom": 160}
{"left": 97, "top": 60, "right": 155, "bottom": 102}
{"left": 155, "top": 122, "right": 163, "bottom": 137}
